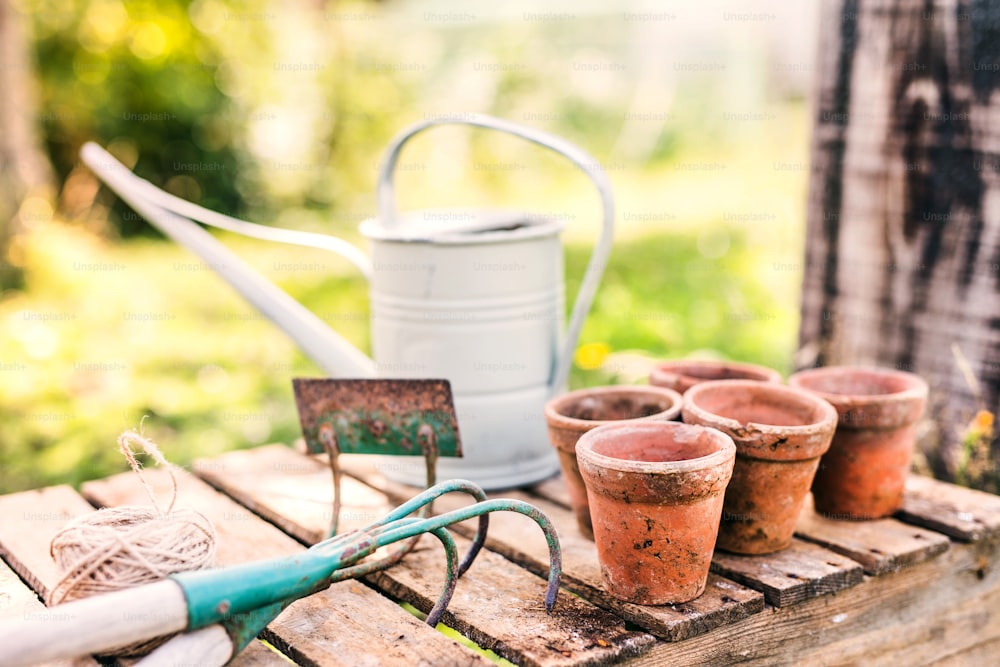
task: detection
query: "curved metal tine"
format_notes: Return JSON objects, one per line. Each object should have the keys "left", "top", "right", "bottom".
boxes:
{"left": 321, "top": 425, "right": 342, "bottom": 539}
{"left": 374, "top": 499, "right": 562, "bottom": 612}
{"left": 421, "top": 526, "right": 459, "bottom": 627}
{"left": 365, "top": 479, "right": 490, "bottom": 577}
{"left": 329, "top": 525, "right": 460, "bottom": 628}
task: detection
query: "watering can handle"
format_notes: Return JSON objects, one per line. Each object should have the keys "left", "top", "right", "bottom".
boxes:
{"left": 376, "top": 114, "right": 615, "bottom": 395}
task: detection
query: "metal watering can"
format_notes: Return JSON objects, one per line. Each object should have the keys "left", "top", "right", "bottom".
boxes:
{"left": 81, "top": 114, "right": 614, "bottom": 489}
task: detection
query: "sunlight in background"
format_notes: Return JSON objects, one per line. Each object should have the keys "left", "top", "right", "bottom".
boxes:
{"left": 2, "top": 0, "right": 819, "bottom": 492}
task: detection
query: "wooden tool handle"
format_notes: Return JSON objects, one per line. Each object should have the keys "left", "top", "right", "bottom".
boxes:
{"left": 0, "top": 579, "right": 188, "bottom": 667}
{"left": 135, "top": 624, "right": 233, "bottom": 667}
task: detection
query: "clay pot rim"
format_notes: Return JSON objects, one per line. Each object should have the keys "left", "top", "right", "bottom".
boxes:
{"left": 787, "top": 366, "right": 929, "bottom": 408}
{"left": 544, "top": 385, "right": 683, "bottom": 433}
{"left": 575, "top": 421, "right": 736, "bottom": 475}
{"left": 650, "top": 358, "right": 784, "bottom": 387}
{"left": 682, "top": 380, "right": 839, "bottom": 442}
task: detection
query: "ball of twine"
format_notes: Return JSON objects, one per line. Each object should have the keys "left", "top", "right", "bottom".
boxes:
{"left": 48, "top": 429, "right": 216, "bottom": 657}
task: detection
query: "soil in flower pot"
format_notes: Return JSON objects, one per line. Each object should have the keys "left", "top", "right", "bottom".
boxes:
{"left": 576, "top": 421, "right": 735, "bottom": 605}
{"left": 649, "top": 359, "right": 783, "bottom": 394}
{"left": 682, "top": 380, "right": 838, "bottom": 554}
{"left": 788, "top": 366, "right": 929, "bottom": 520}
{"left": 544, "top": 385, "right": 682, "bottom": 539}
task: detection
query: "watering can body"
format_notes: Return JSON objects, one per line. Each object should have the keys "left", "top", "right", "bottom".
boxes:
{"left": 363, "top": 211, "right": 566, "bottom": 487}
{"left": 81, "top": 114, "right": 614, "bottom": 490}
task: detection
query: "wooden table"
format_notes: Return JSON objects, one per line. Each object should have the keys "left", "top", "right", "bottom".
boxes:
{"left": 2, "top": 443, "right": 1000, "bottom": 666}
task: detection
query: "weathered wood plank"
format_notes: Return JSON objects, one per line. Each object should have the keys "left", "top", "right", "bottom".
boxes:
{"left": 935, "top": 635, "right": 1000, "bottom": 667}
{"left": 371, "top": 533, "right": 657, "bottom": 667}
{"left": 0, "top": 485, "right": 97, "bottom": 600}
{"left": 0, "top": 551, "right": 44, "bottom": 622}
{"left": 0, "top": 556, "right": 100, "bottom": 667}
{"left": 200, "top": 445, "right": 657, "bottom": 666}
{"left": 617, "top": 535, "right": 1000, "bottom": 666}
{"left": 340, "top": 455, "right": 765, "bottom": 642}
{"left": 709, "top": 539, "right": 864, "bottom": 607}
{"left": 124, "top": 638, "right": 295, "bottom": 667}
{"left": 263, "top": 578, "right": 489, "bottom": 667}
{"left": 897, "top": 474, "right": 1000, "bottom": 541}
{"left": 796, "top": 495, "right": 950, "bottom": 574}
{"left": 194, "top": 444, "right": 391, "bottom": 545}
{"left": 529, "top": 473, "right": 573, "bottom": 510}
{"left": 84, "top": 467, "right": 483, "bottom": 667}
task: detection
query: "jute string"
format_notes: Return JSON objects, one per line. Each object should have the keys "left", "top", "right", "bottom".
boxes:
{"left": 48, "top": 429, "right": 216, "bottom": 656}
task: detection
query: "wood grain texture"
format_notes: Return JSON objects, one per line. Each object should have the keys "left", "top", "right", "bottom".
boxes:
{"left": 710, "top": 539, "right": 864, "bottom": 607}
{"left": 616, "top": 535, "right": 1000, "bottom": 666}
{"left": 796, "top": 495, "right": 950, "bottom": 574}
{"left": 529, "top": 474, "right": 573, "bottom": 510}
{"left": 194, "top": 444, "right": 392, "bottom": 545}
{"left": 934, "top": 635, "right": 1000, "bottom": 667}
{"left": 370, "top": 534, "right": 657, "bottom": 667}
{"left": 0, "top": 485, "right": 97, "bottom": 600}
{"left": 798, "top": 0, "right": 1000, "bottom": 484}
{"left": 897, "top": 473, "right": 1000, "bottom": 541}
{"left": 263, "top": 579, "right": 491, "bottom": 667}
{"left": 0, "top": 551, "right": 44, "bottom": 622}
{"left": 340, "top": 456, "right": 765, "bottom": 642}
{"left": 201, "top": 445, "right": 656, "bottom": 666}
{"left": 83, "top": 467, "right": 482, "bottom": 667}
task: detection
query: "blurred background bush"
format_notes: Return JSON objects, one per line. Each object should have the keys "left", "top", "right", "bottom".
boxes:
{"left": 0, "top": 0, "right": 818, "bottom": 493}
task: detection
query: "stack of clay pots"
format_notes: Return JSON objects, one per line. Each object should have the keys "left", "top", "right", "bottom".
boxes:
{"left": 545, "top": 359, "right": 928, "bottom": 606}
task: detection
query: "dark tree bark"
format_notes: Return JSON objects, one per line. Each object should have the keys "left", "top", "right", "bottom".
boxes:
{"left": 800, "top": 0, "right": 1000, "bottom": 490}
{"left": 0, "top": 0, "right": 54, "bottom": 286}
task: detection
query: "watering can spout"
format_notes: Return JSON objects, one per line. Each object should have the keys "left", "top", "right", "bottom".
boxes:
{"left": 81, "top": 112, "right": 616, "bottom": 489}
{"left": 80, "top": 142, "right": 376, "bottom": 378}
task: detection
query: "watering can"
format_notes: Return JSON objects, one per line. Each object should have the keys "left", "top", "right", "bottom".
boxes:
{"left": 81, "top": 114, "right": 614, "bottom": 489}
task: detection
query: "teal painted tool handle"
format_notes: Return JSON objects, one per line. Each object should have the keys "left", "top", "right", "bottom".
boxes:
{"left": 176, "top": 532, "right": 377, "bottom": 630}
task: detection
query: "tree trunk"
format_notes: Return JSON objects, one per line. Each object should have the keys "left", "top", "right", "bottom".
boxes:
{"left": 800, "top": 0, "right": 1000, "bottom": 490}
{"left": 0, "top": 0, "right": 54, "bottom": 286}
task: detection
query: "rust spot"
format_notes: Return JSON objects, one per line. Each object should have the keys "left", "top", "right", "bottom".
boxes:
{"left": 367, "top": 419, "right": 386, "bottom": 437}
{"left": 976, "top": 555, "right": 989, "bottom": 580}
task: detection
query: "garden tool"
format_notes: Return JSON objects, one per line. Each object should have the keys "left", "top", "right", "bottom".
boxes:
{"left": 80, "top": 113, "right": 615, "bottom": 490}
{"left": 0, "top": 479, "right": 562, "bottom": 667}
{"left": 292, "top": 378, "right": 462, "bottom": 537}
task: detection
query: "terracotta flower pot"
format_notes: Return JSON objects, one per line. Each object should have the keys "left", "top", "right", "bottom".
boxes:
{"left": 682, "top": 380, "right": 838, "bottom": 554}
{"left": 788, "top": 366, "right": 929, "bottom": 520}
{"left": 544, "top": 385, "right": 682, "bottom": 539}
{"left": 576, "top": 421, "right": 735, "bottom": 605}
{"left": 649, "top": 359, "right": 783, "bottom": 394}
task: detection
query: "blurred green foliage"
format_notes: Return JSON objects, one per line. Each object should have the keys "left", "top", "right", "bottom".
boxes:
{"left": 33, "top": 0, "right": 242, "bottom": 232}
{"left": 1, "top": 0, "right": 812, "bottom": 493}
{"left": 0, "top": 214, "right": 799, "bottom": 493}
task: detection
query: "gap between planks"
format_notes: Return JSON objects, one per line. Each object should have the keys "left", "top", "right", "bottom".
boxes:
{"left": 0, "top": 483, "right": 287, "bottom": 667}
{"left": 335, "top": 452, "right": 766, "bottom": 642}
{"left": 80, "top": 465, "right": 488, "bottom": 666}
{"left": 897, "top": 474, "right": 1000, "bottom": 541}
{"left": 795, "top": 493, "right": 950, "bottom": 575}
{"left": 194, "top": 444, "right": 658, "bottom": 667}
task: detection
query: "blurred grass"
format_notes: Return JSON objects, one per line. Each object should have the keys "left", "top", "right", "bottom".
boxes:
{"left": 0, "top": 184, "right": 802, "bottom": 493}
{"left": 3, "top": 0, "right": 812, "bottom": 492}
